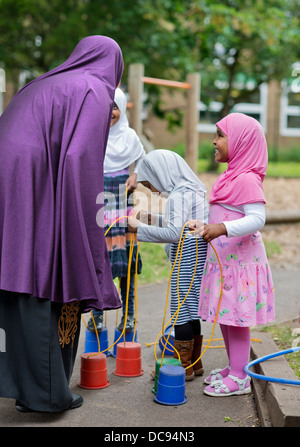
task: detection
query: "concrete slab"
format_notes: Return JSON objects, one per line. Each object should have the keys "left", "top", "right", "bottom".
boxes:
{"left": 0, "top": 266, "right": 299, "bottom": 429}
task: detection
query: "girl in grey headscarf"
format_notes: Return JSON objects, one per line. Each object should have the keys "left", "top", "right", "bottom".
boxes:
{"left": 128, "top": 149, "right": 208, "bottom": 380}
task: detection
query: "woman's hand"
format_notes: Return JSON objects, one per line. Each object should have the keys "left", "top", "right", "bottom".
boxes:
{"left": 125, "top": 173, "right": 137, "bottom": 192}
{"left": 128, "top": 216, "right": 140, "bottom": 233}
{"left": 188, "top": 220, "right": 227, "bottom": 242}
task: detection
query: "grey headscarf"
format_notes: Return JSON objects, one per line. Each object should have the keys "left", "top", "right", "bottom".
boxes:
{"left": 136, "top": 150, "right": 208, "bottom": 245}
{"left": 137, "top": 149, "right": 206, "bottom": 195}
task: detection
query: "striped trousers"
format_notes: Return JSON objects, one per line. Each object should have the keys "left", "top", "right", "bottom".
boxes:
{"left": 170, "top": 229, "right": 207, "bottom": 325}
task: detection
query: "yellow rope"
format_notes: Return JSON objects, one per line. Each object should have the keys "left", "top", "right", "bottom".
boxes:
{"left": 86, "top": 188, "right": 139, "bottom": 357}
{"left": 158, "top": 226, "right": 198, "bottom": 366}
{"left": 84, "top": 189, "right": 261, "bottom": 365}
{"left": 153, "top": 223, "right": 189, "bottom": 363}
{"left": 152, "top": 228, "right": 225, "bottom": 373}
{"left": 145, "top": 337, "right": 261, "bottom": 349}
{"left": 133, "top": 241, "right": 140, "bottom": 342}
{"left": 90, "top": 310, "right": 101, "bottom": 353}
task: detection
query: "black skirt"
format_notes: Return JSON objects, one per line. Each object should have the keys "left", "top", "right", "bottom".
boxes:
{"left": 0, "top": 290, "right": 81, "bottom": 412}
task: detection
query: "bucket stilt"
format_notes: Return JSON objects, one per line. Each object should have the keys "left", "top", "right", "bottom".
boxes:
{"left": 154, "top": 365, "right": 187, "bottom": 405}
{"left": 113, "top": 341, "right": 144, "bottom": 377}
{"left": 159, "top": 324, "right": 175, "bottom": 355}
{"left": 84, "top": 327, "right": 110, "bottom": 356}
{"left": 112, "top": 328, "right": 138, "bottom": 357}
{"left": 152, "top": 358, "right": 181, "bottom": 394}
{"left": 78, "top": 353, "right": 110, "bottom": 389}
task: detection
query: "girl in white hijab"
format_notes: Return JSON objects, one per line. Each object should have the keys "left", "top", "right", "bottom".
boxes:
{"left": 88, "top": 88, "right": 145, "bottom": 334}
{"left": 128, "top": 149, "right": 208, "bottom": 380}
{"left": 104, "top": 87, "right": 145, "bottom": 189}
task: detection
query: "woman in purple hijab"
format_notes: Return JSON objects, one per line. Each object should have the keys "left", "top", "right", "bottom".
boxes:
{"left": 0, "top": 35, "right": 123, "bottom": 412}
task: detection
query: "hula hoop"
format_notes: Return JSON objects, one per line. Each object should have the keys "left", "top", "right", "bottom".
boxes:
{"left": 245, "top": 347, "right": 300, "bottom": 385}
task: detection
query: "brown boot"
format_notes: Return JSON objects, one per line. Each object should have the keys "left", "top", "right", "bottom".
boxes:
{"left": 192, "top": 335, "right": 204, "bottom": 376}
{"left": 173, "top": 339, "right": 195, "bottom": 381}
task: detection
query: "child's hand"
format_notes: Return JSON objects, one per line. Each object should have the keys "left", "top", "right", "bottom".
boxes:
{"left": 188, "top": 220, "right": 227, "bottom": 242}
{"left": 187, "top": 220, "right": 205, "bottom": 235}
{"left": 200, "top": 223, "right": 227, "bottom": 242}
{"left": 139, "top": 210, "right": 150, "bottom": 224}
{"left": 128, "top": 216, "right": 140, "bottom": 233}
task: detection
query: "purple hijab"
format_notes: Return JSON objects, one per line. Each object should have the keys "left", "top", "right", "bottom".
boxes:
{"left": 0, "top": 35, "right": 124, "bottom": 312}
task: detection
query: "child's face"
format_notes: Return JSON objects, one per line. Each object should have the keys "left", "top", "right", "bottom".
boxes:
{"left": 110, "top": 102, "right": 120, "bottom": 127}
{"left": 140, "top": 181, "right": 160, "bottom": 193}
{"left": 213, "top": 127, "right": 228, "bottom": 163}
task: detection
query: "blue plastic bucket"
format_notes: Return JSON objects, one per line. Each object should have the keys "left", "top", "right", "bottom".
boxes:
{"left": 152, "top": 358, "right": 181, "bottom": 394}
{"left": 84, "top": 327, "right": 110, "bottom": 356}
{"left": 112, "top": 328, "right": 138, "bottom": 357}
{"left": 154, "top": 365, "right": 187, "bottom": 405}
{"left": 159, "top": 324, "right": 175, "bottom": 355}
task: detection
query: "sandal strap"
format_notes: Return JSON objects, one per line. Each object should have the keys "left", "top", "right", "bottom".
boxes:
{"left": 227, "top": 374, "right": 250, "bottom": 390}
{"left": 209, "top": 380, "right": 230, "bottom": 394}
{"left": 208, "top": 366, "right": 230, "bottom": 383}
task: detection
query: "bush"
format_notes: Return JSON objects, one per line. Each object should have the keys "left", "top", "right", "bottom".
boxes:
{"left": 172, "top": 141, "right": 300, "bottom": 163}
{"left": 268, "top": 146, "right": 300, "bottom": 162}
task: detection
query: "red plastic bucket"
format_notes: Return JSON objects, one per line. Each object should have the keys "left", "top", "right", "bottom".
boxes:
{"left": 78, "top": 353, "right": 110, "bottom": 389}
{"left": 113, "top": 342, "right": 144, "bottom": 377}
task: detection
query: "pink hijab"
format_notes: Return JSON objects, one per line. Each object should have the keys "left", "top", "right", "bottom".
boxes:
{"left": 209, "top": 113, "right": 268, "bottom": 206}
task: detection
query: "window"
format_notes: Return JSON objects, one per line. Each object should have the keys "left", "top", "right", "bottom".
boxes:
{"left": 280, "top": 66, "right": 300, "bottom": 137}
{"left": 197, "top": 83, "right": 268, "bottom": 133}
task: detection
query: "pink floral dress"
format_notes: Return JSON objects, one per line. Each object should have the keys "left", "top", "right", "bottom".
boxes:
{"left": 198, "top": 204, "right": 275, "bottom": 327}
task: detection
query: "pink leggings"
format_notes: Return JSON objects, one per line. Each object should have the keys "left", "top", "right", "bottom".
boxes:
{"left": 220, "top": 324, "right": 251, "bottom": 379}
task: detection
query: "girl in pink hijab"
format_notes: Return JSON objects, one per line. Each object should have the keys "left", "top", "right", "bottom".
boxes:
{"left": 189, "top": 112, "right": 275, "bottom": 397}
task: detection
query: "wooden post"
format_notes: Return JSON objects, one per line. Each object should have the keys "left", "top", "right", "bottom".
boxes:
{"left": 0, "top": 68, "right": 5, "bottom": 115}
{"left": 185, "top": 73, "right": 200, "bottom": 173}
{"left": 266, "top": 80, "right": 281, "bottom": 161}
{"left": 128, "top": 64, "right": 144, "bottom": 137}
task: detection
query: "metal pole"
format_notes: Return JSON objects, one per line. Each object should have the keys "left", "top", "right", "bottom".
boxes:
{"left": 128, "top": 64, "right": 144, "bottom": 137}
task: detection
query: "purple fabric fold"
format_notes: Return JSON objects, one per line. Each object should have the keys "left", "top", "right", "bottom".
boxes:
{"left": 0, "top": 35, "right": 124, "bottom": 312}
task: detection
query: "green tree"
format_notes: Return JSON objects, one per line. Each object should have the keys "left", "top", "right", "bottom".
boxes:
{"left": 0, "top": 0, "right": 299, "bottom": 131}
{"left": 0, "top": 0, "right": 193, "bottom": 83}
{"left": 168, "top": 0, "right": 299, "bottom": 116}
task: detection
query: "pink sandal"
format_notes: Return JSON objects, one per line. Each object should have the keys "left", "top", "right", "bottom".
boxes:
{"left": 204, "top": 374, "right": 251, "bottom": 397}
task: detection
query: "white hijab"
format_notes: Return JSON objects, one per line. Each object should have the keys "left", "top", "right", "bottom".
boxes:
{"left": 104, "top": 88, "right": 145, "bottom": 173}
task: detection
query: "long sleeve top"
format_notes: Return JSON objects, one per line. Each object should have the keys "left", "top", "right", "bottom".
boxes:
{"left": 137, "top": 189, "right": 208, "bottom": 243}
{"left": 221, "top": 202, "right": 266, "bottom": 237}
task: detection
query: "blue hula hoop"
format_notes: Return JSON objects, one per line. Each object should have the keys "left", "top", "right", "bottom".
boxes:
{"left": 245, "top": 347, "right": 300, "bottom": 386}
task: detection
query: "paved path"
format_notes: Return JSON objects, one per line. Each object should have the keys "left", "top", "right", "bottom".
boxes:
{"left": 0, "top": 267, "right": 298, "bottom": 429}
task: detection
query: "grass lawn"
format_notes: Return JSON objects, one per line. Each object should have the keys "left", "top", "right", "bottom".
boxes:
{"left": 267, "top": 162, "right": 300, "bottom": 178}
{"left": 197, "top": 159, "right": 300, "bottom": 177}
{"left": 259, "top": 323, "right": 300, "bottom": 379}
{"left": 136, "top": 242, "right": 171, "bottom": 285}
